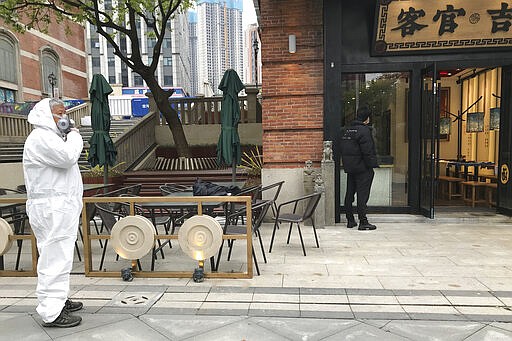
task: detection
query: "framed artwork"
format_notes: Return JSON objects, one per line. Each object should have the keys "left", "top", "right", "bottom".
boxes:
{"left": 440, "top": 117, "right": 451, "bottom": 137}
{"left": 467, "top": 112, "right": 484, "bottom": 132}
{"left": 439, "top": 88, "right": 450, "bottom": 140}
{"left": 490, "top": 107, "right": 500, "bottom": 130}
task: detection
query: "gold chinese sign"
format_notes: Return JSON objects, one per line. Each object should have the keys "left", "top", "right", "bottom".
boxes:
{"left": 501, "top": 163, "right": 509, "bottom": 185}
{"left": 373, "top": 0, "right": 512, "bottom": 55}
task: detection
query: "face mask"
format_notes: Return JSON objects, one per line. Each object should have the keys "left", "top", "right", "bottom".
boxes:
{"left": 53, "top": 113, "right": 74, "bottom": 134}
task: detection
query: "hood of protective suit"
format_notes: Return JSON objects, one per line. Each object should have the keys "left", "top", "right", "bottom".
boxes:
{"left": 27, "top": 98, "right": 61, "bottom": 135}
{"left": 23, "top": 99, "right": 83, "bottom": 200}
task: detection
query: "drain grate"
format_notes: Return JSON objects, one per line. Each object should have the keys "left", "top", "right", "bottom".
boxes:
{"left": 120, "top": 295, "right": 149, "bottom": 306}
{"left": 110, "top": 291, "right": 164, "bottom": 308}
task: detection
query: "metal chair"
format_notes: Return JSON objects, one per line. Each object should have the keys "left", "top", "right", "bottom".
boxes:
{"left": 0, "top": 188, "right": 33, "bottom": 268}
{"left": 229, "top": 184, "right": 262, "bottom": 224}
{"left": 268, "top": 192, "right": 322, "bottom": 256}
{"left": 0, "top": 188, "right": 24, "bottom": 195}
{"left": 164, "top": 183, "right": 192, "bottom": 192}
{"left": 160, "top": 184, "right": 192, "bottom": 196}
{"left": 94, "top": 202, "right": 144, "bottom": 271}
{"left": 254, "top": 180, "right": 285, "bottom": 218}
{"left": 215, "top": 200, "right": 272, "bottom": 275}
{"left": 118, "top": 194, "right": 172, "bottom": 264}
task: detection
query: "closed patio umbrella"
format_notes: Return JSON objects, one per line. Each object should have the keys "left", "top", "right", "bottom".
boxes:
{"left": 88, "top": 74, "right": 117, "bottom": 189}
{"left": 217, "top": 69, "right": 245, "bottom": 184}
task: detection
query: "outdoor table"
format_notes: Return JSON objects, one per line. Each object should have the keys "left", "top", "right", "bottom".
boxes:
{"left": 140, "top": 192, "right": 225, "bottom": 227}
{"left": 445, "top": 161, "right": 494, "bottom": 181}
{"left": 0, "top": 193, "right": 26, "bottom": 216}
{"left": 83, "top": 183, "right": 115, "bottom": 196}
{"left": 138, "top": 193, "right": 228, "bottom": 271}
{"left": 0, "top": 184, "right": 113, "bottom": 271}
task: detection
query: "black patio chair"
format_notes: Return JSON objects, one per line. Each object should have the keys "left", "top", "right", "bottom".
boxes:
{"left": 254, "top": 180, "right": 285, "bottom": 218}
{"left": 118, "top": 194, "right": 171, "bottom": 263}
{"left": 0, "top": 187, "right": 33, "bottom": 268}
{"left": 229, "top": 184, "right": 262, "bottom": 224}
{"left": 268, "top": 192, "right": 322, "bottom": 256}
{"left": 94, "top": 202, "right": 143, "bottom": 271}
{"left": 215, "top": 199, "right": 272, "bottom": 275}
{"left": 163, "top": 183, "right": 192, "bottom": 192}
{"left": 0, "top": 188, "right": 24, "bottom": 195}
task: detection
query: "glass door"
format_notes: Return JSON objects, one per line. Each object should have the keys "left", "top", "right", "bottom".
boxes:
{"left": 498, "top": 66, "right": 512, "bottom": 215}
{"left": 420, "top": 64, "right": 440, "bottom": 218}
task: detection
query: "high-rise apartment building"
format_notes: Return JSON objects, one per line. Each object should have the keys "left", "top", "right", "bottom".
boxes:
{"left": 195, "top": 0, "right": 244, "bottom": 95}
{"left": 86, "top": 1, "right": 192, "bottom": 94}
{"left": 245, "top": 24, "right": 260, "bottom": 86}
{"left": 188, "top": 11, "right": 199, "bottom": 97}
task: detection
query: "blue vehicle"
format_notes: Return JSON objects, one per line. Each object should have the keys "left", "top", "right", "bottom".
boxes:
{"left": 122, "top": 86, "right": 188, "bottom": 118}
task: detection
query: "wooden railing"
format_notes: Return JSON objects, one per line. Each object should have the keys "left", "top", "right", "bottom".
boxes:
{"left": 162, "top": 86, "right": 260, "bottom": 126}
{"left": 67, "top": 102, "right": 90, "bottom": 128}
{"left": 0, "top": 113, "right": 31, "bottom": 143}
{"left": 0, "top": 102, "right": 90, "bottom": 143}
{"left": 114, "top": 110, "right": 158, "bottom": 171}
{"left": 165, "top": 96, "right": 245, "bottom": 125}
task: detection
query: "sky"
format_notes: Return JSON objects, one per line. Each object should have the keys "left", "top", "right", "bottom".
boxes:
{"left": 242, "top": 0, "right": 257, "bottom": 27}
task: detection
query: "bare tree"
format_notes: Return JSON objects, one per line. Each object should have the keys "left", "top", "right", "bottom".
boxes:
{"left": 0, "top": 0, "right": 193, "bottom": 156}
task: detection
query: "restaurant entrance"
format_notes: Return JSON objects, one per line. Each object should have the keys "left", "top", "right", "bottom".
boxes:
{"left": 421, "top": 64, "right": 512, "bottom": 217}
{"left": 326, "top": 0, "right": 512, "bottom": 221}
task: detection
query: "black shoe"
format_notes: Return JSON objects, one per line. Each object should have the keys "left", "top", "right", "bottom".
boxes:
{"left": 42, "top": 307, "right": 82, "bottom": 328}
{"left": 347, "top": 220, "right": 357, "bottom": 228}
{"left": 65, "top": 299, "right": 83, "bottom": 312}
{"left": 358, "top": 220, "right": 377, "bottom": 231}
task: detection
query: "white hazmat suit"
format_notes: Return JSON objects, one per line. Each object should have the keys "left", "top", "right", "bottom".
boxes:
{"left": 22, "top": 98, "right": 83, "bottom": 323}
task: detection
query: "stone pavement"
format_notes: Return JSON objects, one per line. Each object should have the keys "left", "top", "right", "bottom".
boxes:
{"left": 2, "top": 213, "right": 512, "bottom": 340}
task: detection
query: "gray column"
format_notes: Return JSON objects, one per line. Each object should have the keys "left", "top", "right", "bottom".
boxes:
{"left": 313, "top": 173, "right": 325, "bottom": 228}
{"left": 321, "top": 141, "right": 335, "bottom": 226}
{"left": 245, "top": 86, "right": 259, "bottom": 123}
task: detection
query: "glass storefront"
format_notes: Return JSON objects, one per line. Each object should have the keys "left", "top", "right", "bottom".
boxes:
{"left": 340, "top": 72, "right": 409, "bottom": 207}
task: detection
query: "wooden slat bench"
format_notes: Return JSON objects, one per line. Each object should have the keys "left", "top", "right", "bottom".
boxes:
{"left": 461, "top": 181, "right": 487, "bottom": 207}
{"left": 485, "top": 182, "right": 498, "bottom": 207}
{"left": 438, "top": 175, "right": 464, "bottom": 200}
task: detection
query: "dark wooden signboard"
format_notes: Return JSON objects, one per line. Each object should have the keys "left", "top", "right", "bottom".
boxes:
{"left": 373, "top": 0, "right": 512, "bottom": 55}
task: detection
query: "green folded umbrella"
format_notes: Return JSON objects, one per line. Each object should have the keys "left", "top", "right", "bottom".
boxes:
{"left": 217, "top": 69, "right": 245, "bottom": 183}
{"left": 88, "top": 74, "right": 117, "bottom": 188}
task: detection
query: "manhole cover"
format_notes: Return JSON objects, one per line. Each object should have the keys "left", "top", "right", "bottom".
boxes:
{"left": 120, "top": 295, "right": 149, "bottom": 305}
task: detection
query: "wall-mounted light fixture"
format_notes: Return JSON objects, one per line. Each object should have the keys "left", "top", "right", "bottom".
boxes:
{"left": 288, "top": 34, "right": 296, "bottom": 53}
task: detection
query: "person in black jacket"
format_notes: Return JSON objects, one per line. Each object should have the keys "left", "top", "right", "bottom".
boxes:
{"left": 340, "top": 105, "right": 379, "bottom": 230}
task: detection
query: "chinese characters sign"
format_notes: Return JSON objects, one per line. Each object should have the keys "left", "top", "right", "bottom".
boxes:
{"left": 373, "top": 0, "right": 512, "bottom": 55}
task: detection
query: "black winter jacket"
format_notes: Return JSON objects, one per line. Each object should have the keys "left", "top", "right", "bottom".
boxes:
{"left": 340, "top": 120, "right": 379, "bottom": 174}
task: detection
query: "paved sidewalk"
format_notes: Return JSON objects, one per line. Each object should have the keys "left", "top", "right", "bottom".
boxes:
{"left": 2, "top": 213, "right": 512, "bottom": 340}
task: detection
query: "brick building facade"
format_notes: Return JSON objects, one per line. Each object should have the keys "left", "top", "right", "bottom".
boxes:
{"left": 259, "top": 0, "right": 325, "bottom": 203}
{"left": 0, "top": 16, "right": 88, "bottom": 103}
{"left": 257, "top": 0, "right": 512, "bottom": 220}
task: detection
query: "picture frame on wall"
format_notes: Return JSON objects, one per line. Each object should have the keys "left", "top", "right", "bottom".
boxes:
{"left": 490, "top": 107, "right": 500, "bottom": 130}
{"left": 467, "top": 112, "right": 484, "bottom": 132}
{"left": 440, "top": 117, "right": 451, "bottom": 138}
{"left": 439, "top": 88, "right": 450, "bottom": 140}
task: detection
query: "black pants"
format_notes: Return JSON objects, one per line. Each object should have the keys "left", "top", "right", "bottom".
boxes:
{"left": 344, "top": 169, "right": 374, "bottom": 221}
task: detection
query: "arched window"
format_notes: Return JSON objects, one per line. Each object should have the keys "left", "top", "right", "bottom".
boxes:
{"left": 0, "top": 32, "right": 18, "bottom": 102}
{"left": 41, "top": 49, "right": 60, "bottom": 96}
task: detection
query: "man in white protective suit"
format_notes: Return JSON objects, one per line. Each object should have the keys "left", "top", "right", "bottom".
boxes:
{"left": 23, "top": 98, "right": 84, "bottom": 328}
